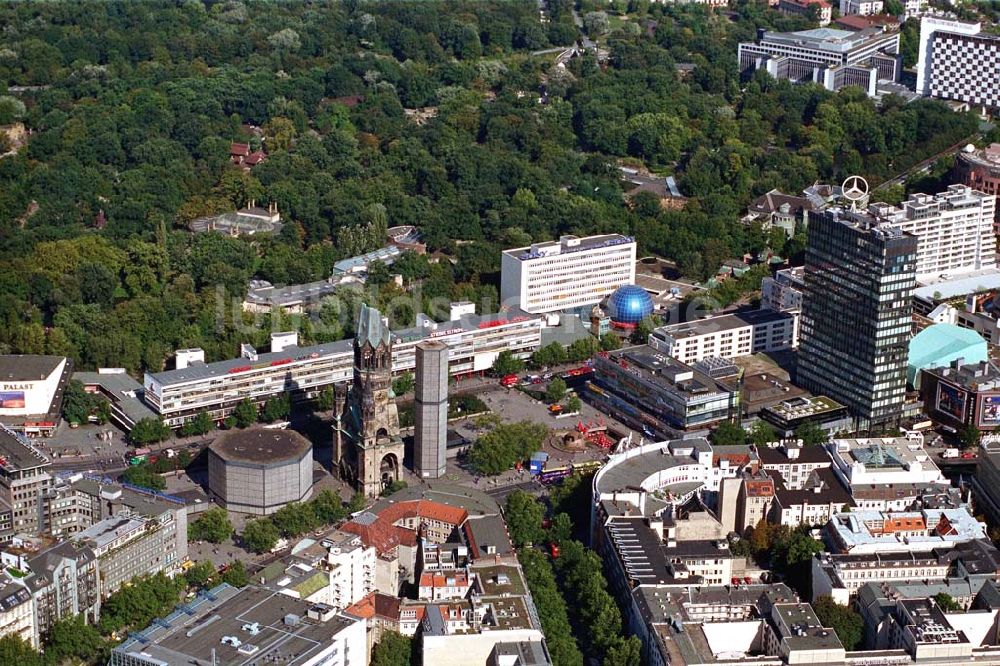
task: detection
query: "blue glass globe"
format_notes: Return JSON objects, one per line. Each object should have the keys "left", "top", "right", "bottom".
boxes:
{"left": 607, "top": 285, "right": 654, "bottom": 325}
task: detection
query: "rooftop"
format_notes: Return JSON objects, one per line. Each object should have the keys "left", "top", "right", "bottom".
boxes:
{"left": 597, "top": 346, "right": 737, "bottom": 402}
{"left": 828, "top": 508, "right": 986, "bottom": 552}
{"left": 594, "top": 438, "right": 717, "bottom": 498}
{"left": 244, "top": 278, "right": 344, "bottom": 307}
{"left": 149, "top": 308, "right": 540, "bottom": 387}
{"left": 759, "top": 26, "right": 894, "bottom": 53}
{"left": 0, "top": 355, "right": 64, "bottom": 382}
{"left": 0, "top": 425, "right": 50, "bottom": 472}
{"left": 209, "top": 428, "right": 312, "bottom": 466}
{"left": 924, "top": 358, "right": 1000, "bottom": 392}
{"left": 503, "top": 233, "right": 635, "bottom": 262}
{"left": 74, "top": 512, "right": 148, "bottom": 551}
{"left": 652, "top": 309, "right": 796, "bottom": 341}
{"left": 332, "top": 245, "right": 400, "bottom": 275}
{"left": 112, "top": 585, "right": 360, "bottom": 666}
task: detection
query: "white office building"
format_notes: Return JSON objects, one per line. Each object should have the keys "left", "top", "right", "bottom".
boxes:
{"left": 648, "top": 309, "right": 799, "bottom": 365}
{"left": 500, "top": 234, "right": 636, "bottom": 314}
{"left": 738, "top": 27, "right": 901, "bottom": 98}
{"left": 840, "top": 0, "right": 883, "bottom": 15}
{"left": 863, "top": 185, "right": 996, "bottom": 281}
{"left": 917, "top": 16, "right": 1000, "bottom": 111}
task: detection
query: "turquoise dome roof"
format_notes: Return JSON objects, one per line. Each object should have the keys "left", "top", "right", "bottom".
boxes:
{"left": 907, "top": 323, "right": 988, "bottom": 388}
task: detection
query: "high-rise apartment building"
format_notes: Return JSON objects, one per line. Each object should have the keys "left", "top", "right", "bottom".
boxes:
{"left": 862, "top": 184, "right": 996, "bottom": 281}
{"left": 500, "top": 234, "right": 636, "bottom": 314}
{"left": 916, "top": 16, "right": 1000, "bottom": 111}
{"left": 414, "top": 340, "right": 448, "bottom": 479}
{"left": 798, "top": 208, "right": 918, "bottom": 427}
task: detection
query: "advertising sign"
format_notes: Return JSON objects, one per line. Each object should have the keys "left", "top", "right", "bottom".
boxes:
{"left": 980, "top": 395, "right": 1000, "bottom": 427}
{"left": 0, "top": 391, "right": 26, "bottom": 409}
{"left": 936, "top": 383, "right": 966, "bottom": 422}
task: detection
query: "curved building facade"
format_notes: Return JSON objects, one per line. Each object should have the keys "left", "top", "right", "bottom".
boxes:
{"left": 207, "top": 428, "right": 314, "bottom": 515}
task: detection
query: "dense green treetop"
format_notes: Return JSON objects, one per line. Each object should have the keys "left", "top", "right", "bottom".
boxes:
{"left": 0, "top": 1, "right": 980, "bottom": 377}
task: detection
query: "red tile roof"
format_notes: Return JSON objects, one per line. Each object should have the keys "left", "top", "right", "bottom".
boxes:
{"left": 245, "top": 150, "right": 266, "bottom": 165}
{"left": 230, "top": 142, "right": 250, "bottom": 156}
{"left": 341, "top": 500, "right": 469, "bottom": 555}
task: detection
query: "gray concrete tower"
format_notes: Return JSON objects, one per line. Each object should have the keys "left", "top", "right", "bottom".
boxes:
{"left": 414, "top": 340, "right": 449, "bottom": 479}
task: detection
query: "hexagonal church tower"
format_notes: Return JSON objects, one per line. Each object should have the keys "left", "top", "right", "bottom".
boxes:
{"left": 333, "top": 304, "right": 404, "bottom": 497}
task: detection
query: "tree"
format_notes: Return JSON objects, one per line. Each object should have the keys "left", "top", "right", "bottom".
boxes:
{"left": 712, "top": 421, "right": 747, "bottom": 446}
{"left": 548, "top": 512, "right": 573, "bottom": 543}
{"left": 130, "top": 418, "right": 172, "bottom": 445}
{"left": 188, "top": 507, "right": 234, "bottom": 544}
{"left": 315, "top": 387, "right": 335, "bottom": 412}
{"left": 348, "top": 492, "right": 368, "bottom": 513}
{"left": 222, "top": 560, "right": 249, "bottom": 588}
{"left": 492, "top": 350, "right": 525, "bottom": 377}
{"left": 242, "top": 518, "right": 280, "bottom": 554}
{"left": 960, "top": 423, "right": 981, "bottom": 450}
{"left": 184, "top": 560, "right": 217, "bottom": 589}
{"left": 749, "top": 421, "right": 777, "bottom": 446}
{"left": 62, "top": 379, "right": 102, "bottom": 424}
{"left": 565, "top": 395, "right": 581, "bottom": 414}
{"left": 392, "top": 372, "right": 414, "bottom": 396}
{"left": 0, "top": 636, "right": 45, "bottom": 666}
{"left": 233, "top": 399, "right": 258, "bottom": 428}
{"left": 532, "top": 342, "right": 568, "bottom": 368}
{"left": 371, "top": 631, "right": 412, "bottom": 666}
{"left": 98, "top": 573, "right": 184, "bottom": 634}
{"left": 179, "top": 411, "right": 215, "bottom": 438}
{"left": 469, "top": 421, "right": 548, "bottom": 475}
{"left": 599, "top": 333, "right": 621, "bottom": 352}
{"left": 812, "top": 596, "right": 863, "bottom": 650}
{"left": 545, "top": 377, "right": 567, "bottom": 403}
{"left": 44, "top": 615, "right": 106, "bottom": 664}
{"left": 271, "top": 502, "right": 320, "bottom": 537}
{"left": 933, "top": 592, "right": 962, "bottom": 611}
{"left": 583, "top": 11, "right": 610, "bottom": 36}
{"left": 506, "top": 490, "right": 546, "bottom": 547}
{"left": 260, "top": 394, "right": 290, "bottom": 423}
{"left": 121, "top": 463, "right": 166, "bottom": 491}
{"left": 310, "top": 489, "right": 347, "bottom": 524}
{"left": 795, "top": 421, "right": 829, "bottom": 446}
{"left": 519, "top": 548, "right": 583, "bottom": 666}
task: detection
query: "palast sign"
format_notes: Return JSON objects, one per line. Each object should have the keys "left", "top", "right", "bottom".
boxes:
{"left": 1, "top": 384, "right": 31, "bottom": 392}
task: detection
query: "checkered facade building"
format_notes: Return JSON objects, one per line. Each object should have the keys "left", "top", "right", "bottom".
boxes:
{"left": 929, "top": 31, "right": 1000, "bottom": 109}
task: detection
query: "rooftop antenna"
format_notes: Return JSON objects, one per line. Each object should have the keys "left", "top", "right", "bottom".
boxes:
{"left": 841, "top": 175, "right": 869, "bottom": 212}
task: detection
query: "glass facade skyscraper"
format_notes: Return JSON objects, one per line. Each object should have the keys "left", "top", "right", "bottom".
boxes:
{"left": 798, "top": 209, "right": 918, "bottom": 428}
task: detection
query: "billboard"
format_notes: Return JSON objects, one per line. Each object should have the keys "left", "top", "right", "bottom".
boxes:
{"left": 980, "top": 395, "right": 1000, "bottom": 427}
{"left": 936, "top": 383, "right": 966, "bottom": 422}
{"left": 0, "top": 391, "right": 25, "bottom": 409}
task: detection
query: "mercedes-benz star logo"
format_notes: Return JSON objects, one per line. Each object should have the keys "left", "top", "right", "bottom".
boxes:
{"left": 841, "top": 175, "right": 869, "bottom": 203}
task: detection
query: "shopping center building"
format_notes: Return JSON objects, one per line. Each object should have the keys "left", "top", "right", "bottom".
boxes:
{"left": 144, "top": 310, "right": 543, "bottom": 427}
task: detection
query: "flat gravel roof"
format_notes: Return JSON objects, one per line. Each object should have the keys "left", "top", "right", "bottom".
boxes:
{"left": 209, "top": 428, "right": 312, "bottom": 466}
